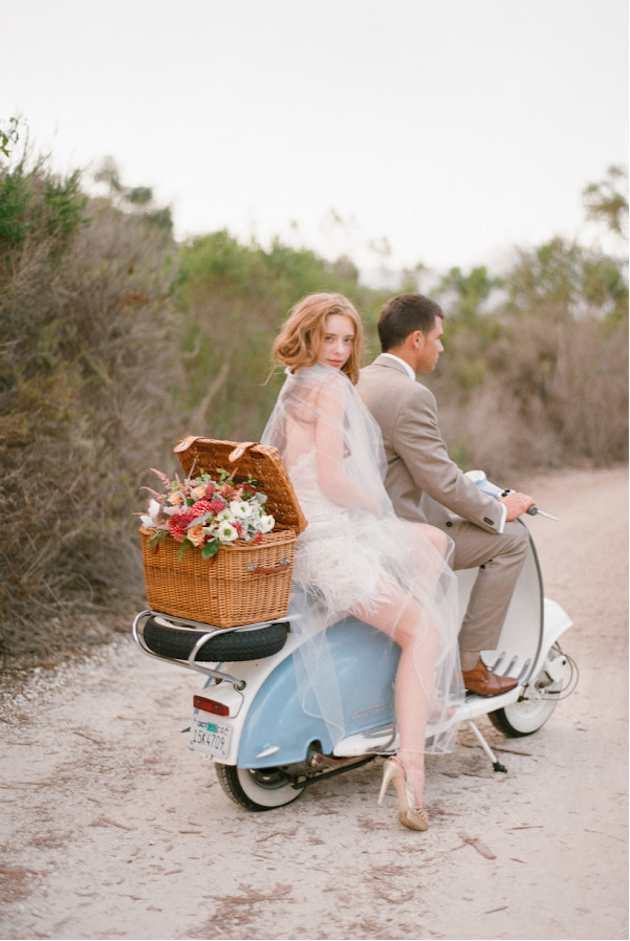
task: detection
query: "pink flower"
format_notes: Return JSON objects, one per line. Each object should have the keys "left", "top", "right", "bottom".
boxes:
{"left": 190, "top": 500, "right": 215, "bottom": 518}
{"left": 169, "top": 508, "right": 196, "bottom": 542}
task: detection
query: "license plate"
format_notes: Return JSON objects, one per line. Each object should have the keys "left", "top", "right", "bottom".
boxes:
{"left": 189, "top": 713, "right": 232, "bottom": 760}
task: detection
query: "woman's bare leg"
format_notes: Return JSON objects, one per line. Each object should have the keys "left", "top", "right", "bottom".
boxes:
{"left": 351, "top": 585, "right": 439, "bottom": 806}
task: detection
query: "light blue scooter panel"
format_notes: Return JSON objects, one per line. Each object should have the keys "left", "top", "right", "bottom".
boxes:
{"left": 238, "top": 617, "right": 399, "bottom": 769}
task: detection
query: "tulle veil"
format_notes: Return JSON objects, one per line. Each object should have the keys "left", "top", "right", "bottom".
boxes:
{"left": 261, "top": 363, "right": 464, "bottom": 754}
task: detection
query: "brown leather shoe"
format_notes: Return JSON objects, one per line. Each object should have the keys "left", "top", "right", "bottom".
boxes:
{"left": 462, "top": 660, "right": 518, "bottom": 697}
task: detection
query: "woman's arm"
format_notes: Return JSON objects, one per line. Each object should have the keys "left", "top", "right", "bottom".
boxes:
{"left": 314, "top": 380, "right": 382, "bottom": 516}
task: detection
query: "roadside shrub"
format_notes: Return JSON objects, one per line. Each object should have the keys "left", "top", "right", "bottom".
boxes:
{"left": 0, "top": 160, "right": 184, "bottom": 662}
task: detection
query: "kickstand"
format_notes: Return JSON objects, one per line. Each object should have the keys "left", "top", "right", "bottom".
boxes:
{"left": 465, "top": 720, "right": 507, "bottom": 773}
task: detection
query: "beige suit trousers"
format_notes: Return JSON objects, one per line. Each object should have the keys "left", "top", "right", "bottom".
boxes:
{"left": 445, "top": 517, "right": 529, "bottom": 654}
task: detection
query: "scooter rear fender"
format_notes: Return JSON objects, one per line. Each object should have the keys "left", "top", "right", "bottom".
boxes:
{"left": 210, "top": 618, "right": 400, "bottom": 770}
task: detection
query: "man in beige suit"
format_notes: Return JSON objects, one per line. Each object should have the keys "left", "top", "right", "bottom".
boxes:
{"left": 357, "top": 293, "right": 535, "bottom": 697}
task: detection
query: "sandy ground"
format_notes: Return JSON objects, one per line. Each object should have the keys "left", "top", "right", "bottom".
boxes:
{"left": 0, "top": 465, "right": 627, "bottom": 941}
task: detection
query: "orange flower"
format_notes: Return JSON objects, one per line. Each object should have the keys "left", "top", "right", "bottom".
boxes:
{"left": 187, "top": 525, "right": 206, "bottom": 547}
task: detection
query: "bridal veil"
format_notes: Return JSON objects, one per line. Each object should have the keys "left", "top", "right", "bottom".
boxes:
{"left": 261, "top": 363, "right": 464, "bottom": 754}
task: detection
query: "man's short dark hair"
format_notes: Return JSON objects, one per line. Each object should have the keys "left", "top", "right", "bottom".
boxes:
{"left": 378, "top": 293, "right": 444, "bottom": 352}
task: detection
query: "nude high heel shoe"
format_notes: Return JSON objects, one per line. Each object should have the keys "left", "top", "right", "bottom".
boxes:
{"left": 377, "top": 757, "right": 429, "bottom": 832}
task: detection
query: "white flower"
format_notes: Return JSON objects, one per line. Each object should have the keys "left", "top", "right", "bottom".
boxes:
{"left": 258, "top": 514, "right": 275, "bottom": 534}
{"left": 216, "top": 508, "right": 235, "bottom": 522}
{"left": 140, "top": 514, "right": 155, "bottom": 529}
{"left": 149, "top": 499, "right": 161, "bottom": 521}
{"left": 217, "top": 521, "right": 239, "bottom": 543}
{"left": 230, "top": 500, "right": 253, "bottom": 520}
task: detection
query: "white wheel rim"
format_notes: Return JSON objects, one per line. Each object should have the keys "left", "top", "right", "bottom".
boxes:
{"left": 236, "top": 767, "right": 301, "bottom": 807}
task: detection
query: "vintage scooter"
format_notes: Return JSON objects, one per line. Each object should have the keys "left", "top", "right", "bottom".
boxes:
{"left": 132, "top": 471, "right": 577, "bottom": 812}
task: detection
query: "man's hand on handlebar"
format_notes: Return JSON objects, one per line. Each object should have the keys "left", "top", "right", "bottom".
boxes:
{"left": 501, "top": 491, "right": 536, "bottom": 522}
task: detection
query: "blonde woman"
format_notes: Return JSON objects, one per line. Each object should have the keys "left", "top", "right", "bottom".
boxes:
{"left": 262, "top": 293, "right": 464, "bottom": 830}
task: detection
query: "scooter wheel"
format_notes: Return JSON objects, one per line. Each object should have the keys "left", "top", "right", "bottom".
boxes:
{"left": 488, "top": 643, "right": 568, "bottom": 737}
{"left": 488, "top": 698, "right": 559, "bottom": 737}
{"left": 215, "top": 763, "right": 303, "bottom": 811}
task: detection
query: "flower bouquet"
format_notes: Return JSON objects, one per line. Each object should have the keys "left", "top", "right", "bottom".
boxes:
{"left": 140, "top": 468, "right": 276, "bottom": 560}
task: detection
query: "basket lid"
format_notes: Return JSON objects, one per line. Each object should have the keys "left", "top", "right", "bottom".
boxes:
{"left": 173, "top": 436, "right": 307, "bottom": 535}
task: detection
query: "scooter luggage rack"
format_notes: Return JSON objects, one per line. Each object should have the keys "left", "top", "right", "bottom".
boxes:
{"left": 132, "top": 610, "right": 294, "bottom": 688}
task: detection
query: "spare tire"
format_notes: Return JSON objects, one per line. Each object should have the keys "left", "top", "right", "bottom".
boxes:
{"left": 142, "top": 617, "right": 289, "bottom": 663}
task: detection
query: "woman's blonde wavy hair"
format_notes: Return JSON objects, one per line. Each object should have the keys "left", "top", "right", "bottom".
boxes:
{"left": 272, "top": 292, "right": 364, "bottom": 384}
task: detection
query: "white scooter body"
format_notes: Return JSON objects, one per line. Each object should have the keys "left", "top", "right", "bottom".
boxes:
{"left": 133, "top": 478, "right": 576, "bottom": 810}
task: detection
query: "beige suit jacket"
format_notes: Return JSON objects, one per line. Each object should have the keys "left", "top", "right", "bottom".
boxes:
{"left": 357, "top": 355, "right": 503, "bottom": 534}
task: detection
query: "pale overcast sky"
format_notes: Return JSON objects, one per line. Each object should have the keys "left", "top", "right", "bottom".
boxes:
{"left": 3, "top": 0, "right": 628, "bottom": 277}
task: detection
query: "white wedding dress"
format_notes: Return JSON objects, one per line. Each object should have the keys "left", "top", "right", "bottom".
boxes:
{"left": 289, "top": 448, "right": 388, "bottom": 614}
{"left": 262, "top": 363, "right": 464, "bottom": 753}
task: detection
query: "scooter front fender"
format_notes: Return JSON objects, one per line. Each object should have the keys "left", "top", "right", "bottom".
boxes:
{"left": 528, "top": 597, "right": 573, "bottom": 680}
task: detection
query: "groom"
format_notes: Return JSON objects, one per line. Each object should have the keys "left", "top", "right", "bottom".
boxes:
{"left": 357, "top": 292, "right": 535, "bottom": 697}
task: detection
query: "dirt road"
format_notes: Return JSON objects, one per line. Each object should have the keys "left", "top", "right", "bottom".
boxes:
{"left": 1, "top": 465, "right": 627, "bottom": 941}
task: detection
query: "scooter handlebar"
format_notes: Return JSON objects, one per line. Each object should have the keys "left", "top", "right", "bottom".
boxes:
{"left": 465, "top": 472, "right": 558, "bottom": 520}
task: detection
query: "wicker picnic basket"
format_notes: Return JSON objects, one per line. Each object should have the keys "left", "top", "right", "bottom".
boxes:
{"left": 140, "top": 436, "right": 307, "bottom": 628}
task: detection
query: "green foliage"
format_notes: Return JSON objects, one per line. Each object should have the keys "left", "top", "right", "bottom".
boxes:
{"left": 583, "top": 165, "right": 628, "bottom": 239}
{"left": 437, "top": 266, "right": 504, "bottom": 323}
{"left": 0, "top": 159, "right": 89, "bottom": 261}
{"left": 0, "top": 161, "right": 31, "bottom": 243}
{"left": 92, "top": 156, "right": 174, "bottom": 238}
{"left": 44, "top": 170, "right": 89, "bottom": 258}
{"left": 507, "top": 236, "right": 628, "bottom": 324}
{"left": 0, "top": 117, "right": 19, "bottom": 159}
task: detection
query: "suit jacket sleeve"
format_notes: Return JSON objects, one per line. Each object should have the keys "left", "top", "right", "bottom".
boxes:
{"left": 392, "top": 381, "right": 504, "bottom": 533}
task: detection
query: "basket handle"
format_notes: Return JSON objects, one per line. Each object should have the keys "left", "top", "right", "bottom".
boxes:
{"left": 173, "top": 437, "right": 257, "bottom": 462}
{"left": 228, "top": 442, "right": 256, "bottom": 462}
{"left": 173, "top": 435, "right": 200, "bottom": 453}
{"left": 173, "top": 437, "right": 258, "bottom": 467}
{"left": 246, "top": 559, "right": 291, "bottom": 576}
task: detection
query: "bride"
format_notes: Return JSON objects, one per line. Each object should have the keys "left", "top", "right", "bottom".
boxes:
{"left": 262, "top": 292, "right": 464, "bottom": 831}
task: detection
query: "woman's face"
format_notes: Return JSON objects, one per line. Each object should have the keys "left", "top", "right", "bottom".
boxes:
{"left": 317, "top": 313, "right": 355, "bottom": 369}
